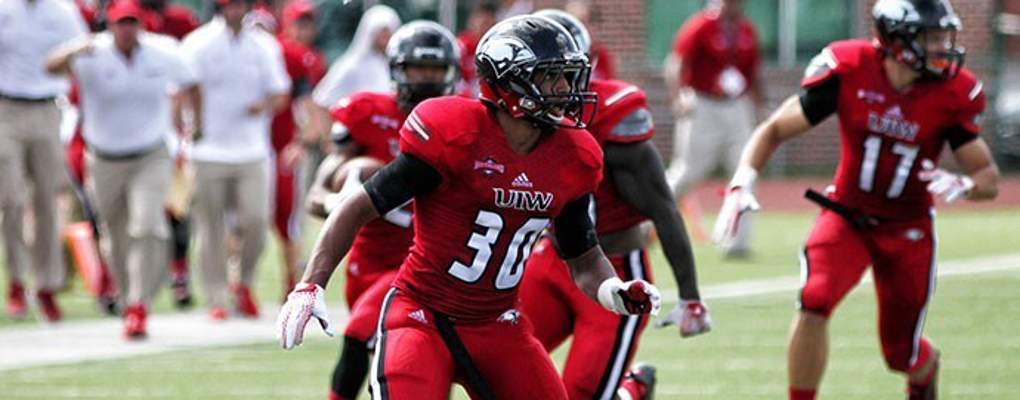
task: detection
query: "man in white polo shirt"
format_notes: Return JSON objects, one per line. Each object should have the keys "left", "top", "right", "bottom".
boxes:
{"left": 46, "top": 1, "right": 196, "bottom": 339}
{"left": 180, "top": 0, "right": 290, "bottom": 320}
{"left": 0, "top": 0, "right": 88, "bottom": 321}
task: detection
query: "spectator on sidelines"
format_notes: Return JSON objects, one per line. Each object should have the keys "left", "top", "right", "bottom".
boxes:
{"left": 246, "top": 1, "right": 326, "bottom": 301}
{"left": 63, "top": 0, "right": 202, "bottom": 312}
{"left": 46, "top": 0, "right": 196, "bottom": 339}
{"left": 305, "top": 4, "right": 399, "bottom": 145}
{"left": 139, "top": 0, "right": 202, "bottom": 309}
{"left": 455, "top": 1, "right": 498, "bottom": 98}
{"left": 0, "top": 0, "right": 89, "bottom": 321}
{"left": 180, "top": 0, "right": 290, "bottom": 320}
{"left": 663, "top": 0, "right": 763, "bottom": 257}
{"left": 313, "top": 3, "right": 399, "bottom": 105}
{"left": 565, "top": 0, "right": 615, "bottom": 80}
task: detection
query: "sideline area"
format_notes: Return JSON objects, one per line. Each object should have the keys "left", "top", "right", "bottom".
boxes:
{"left": 3, "top": 253, "right": 1017, "bottom": 372}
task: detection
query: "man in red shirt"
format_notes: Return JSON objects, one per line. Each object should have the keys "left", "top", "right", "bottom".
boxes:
{"left": 252, "top": 1, "right": 326, "bottom": 301}
{"left": 715, "top": 1, "right": 999, "bottom": 398}
{"left": 278, "top": 16, "right": 661, "bottom": 399}
{"left": 663, "top": 0, "right": 762, "bottom": 257}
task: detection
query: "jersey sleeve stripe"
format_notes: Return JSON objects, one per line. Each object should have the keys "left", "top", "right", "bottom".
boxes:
{"left": 406, "top": 113, "right": 431, "bottom": 141}
{"left": 604, "top": 86, "right": 639, "bottom": 107}
{"left": 969, "top": 81, "right": 983, "bottom": 101}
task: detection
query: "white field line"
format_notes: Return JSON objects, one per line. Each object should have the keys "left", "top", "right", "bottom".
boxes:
{"left": 0, "top": 306, "right": 348, "bottom": 372}
{"left": 1, "top": 253, "right": 1018, "bottom": 372}
{"left": 661, "top": 252, "right": 1020, "bottom": 304}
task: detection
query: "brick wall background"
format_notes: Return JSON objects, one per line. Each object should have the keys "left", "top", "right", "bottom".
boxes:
{"left": 534, "top": 0, "right": 1010, "bottom": 176}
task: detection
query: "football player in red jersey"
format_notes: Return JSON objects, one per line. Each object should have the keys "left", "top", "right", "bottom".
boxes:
{"left": 520, "top": 10, "right": 709, "bottom": 400}
{"left": 715, "top": 1, "right": 999, "bottom": 399}
{"left": 279, "top": 16, "right": 661, "bottom": 399}
{"left": 303, "top": 21, "right": 460, "bottom": 400}
{"left": 258, "top": 3, "right": 326, "bottom": 302}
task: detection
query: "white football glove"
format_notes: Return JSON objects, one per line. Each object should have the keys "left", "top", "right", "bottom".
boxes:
{"left": 655, "top": 300, "right": 712, "bottom": 338}
{"left": 277, "top": 283, "right": 335, "bottom": 350}
{"left": 918, "top": 159, "right": 974, "bottom": 203}
{"left": 598, "top": 277, "right": 662, "bottom": 316}
{"left": 712, "top": 166, "right": 761, "bottom": 248}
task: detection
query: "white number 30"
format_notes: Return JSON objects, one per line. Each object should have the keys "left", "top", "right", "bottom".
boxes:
{"left": 447, "top": 210, "right": 549, "bottom": 290}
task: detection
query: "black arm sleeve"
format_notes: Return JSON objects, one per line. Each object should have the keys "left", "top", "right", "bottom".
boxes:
{"left": 798, "top": 75, "right": 840, "bottom": 126}
{"left": 944, "top": 124, "right": 978, "bottom": 151}
{"left": 363, "top": 153, "right": 443, "bottom": 215}
{"left": 553, "top": 194, "right": 599, "bottom": 260}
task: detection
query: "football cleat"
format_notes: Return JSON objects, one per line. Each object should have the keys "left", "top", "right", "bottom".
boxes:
{"left": 235, "top": 285, "right": 259, "bottom": 318}
{"left": 36, "top": 290, "right": 62, "bottom": 322}
{"left": 908, "top": 351, "right": 940, "bottom": 400}
{"left": 123, "top": 304, "right": 147, "bottom": 340}
{"left": 620, "top": 363, "right": 657, "bottom": 400}
{"left": 7, "top": 282, "right": 26, "bottom": 319}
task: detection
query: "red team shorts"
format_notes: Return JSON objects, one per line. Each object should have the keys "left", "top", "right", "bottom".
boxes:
{"left": 799, "top": 209, "right": 937, "bottom": 371}
{"left": 520, "top": 238, "right": 652, "bottom": 400}
{"left": 370, "top": 288, "right": 568, "bottom": 400}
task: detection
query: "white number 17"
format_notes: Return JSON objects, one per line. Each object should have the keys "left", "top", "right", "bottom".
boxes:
{"left": 859, "top": 135, "right": 919, "bottom": 199}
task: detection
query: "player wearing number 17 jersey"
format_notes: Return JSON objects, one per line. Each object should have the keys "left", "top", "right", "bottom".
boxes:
{"left": 714, "top": 1, "right": 999, "bottom": 399}
{"left": 276, "top": 16, "right": 661, "bottom": 400}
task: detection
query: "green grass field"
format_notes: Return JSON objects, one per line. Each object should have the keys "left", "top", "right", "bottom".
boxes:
{"left": 1, "top": 210, "right": 1018, "bottom": 399}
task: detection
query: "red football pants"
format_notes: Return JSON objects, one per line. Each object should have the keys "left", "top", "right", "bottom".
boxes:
{"left": 271, "top": 155, "right": 300, "bottom": 242}
{"left": 520, "top": 238, "right": 651, "bottom": 400}
{"left": 799, "top": 209, "right": 937, "bottom": 372}
{"left": 369, "top": 288, "right": 567, "bottom": 400}
{"left": 344, "top": 270, "right": 397, "bottom": 343}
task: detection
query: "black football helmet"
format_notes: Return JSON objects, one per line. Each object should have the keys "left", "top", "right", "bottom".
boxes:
{"left": 533, "top": 9, "right": 591, "bottom": 56}
{"left": 873, "top": 0, "right": 964, "bottom": 79}
{"left": 475, "top": 15, "right": 597, "bottom": 130}
{"left": 387, "top": 21, "right": 460, "bottom": 109}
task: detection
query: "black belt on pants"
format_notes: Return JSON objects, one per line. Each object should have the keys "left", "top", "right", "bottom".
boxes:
{"left": 804, "top": 189, "right": 880, "bottom": 230}
{"left": 90, "top": 142, "right": 164, "bottom": 162}
{"left": 432, "top": 311, "right": 497, "bottom": 400}
{"left": 0, "top": 92, "right": 56, "bottom": 103}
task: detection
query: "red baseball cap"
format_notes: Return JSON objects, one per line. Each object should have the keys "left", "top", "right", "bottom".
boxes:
{"left": 106, "top": 0, "right": 145, "bottom": 23}
{"left": 283, "top": 1, "right": 315, "bottom": 26}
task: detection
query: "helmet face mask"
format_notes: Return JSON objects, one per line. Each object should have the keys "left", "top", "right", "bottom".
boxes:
{"left": 393, "top": 60, "right": 458, "bottom": 108}
{"left": 873, "top": 0, "right": 965, "bottom": 80}
{"left": 387, "top": 21, "right": 460, "bottom": 109}
{"left": 476, "top": 16, "right": 597, "bottom": 130}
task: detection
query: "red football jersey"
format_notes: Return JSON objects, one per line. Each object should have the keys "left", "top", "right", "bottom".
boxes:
{"left": 271, "top": 36, "right": 326, "bottom": 151}
{"left": 395, "top": 96, "right": 603, "bottom": 320}
{"left": 803, "top": 40, "right": 985, "bottom": 220}
{"left": 331, "top": 92, "right": 415, "bottom": 275}
{"left": 586, "top": 79, "right": 655, "bottom": 235}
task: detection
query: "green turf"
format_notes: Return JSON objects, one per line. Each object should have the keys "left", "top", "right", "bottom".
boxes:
{"left": 2, "top": 209, "right": 1019, "bottom": 398}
